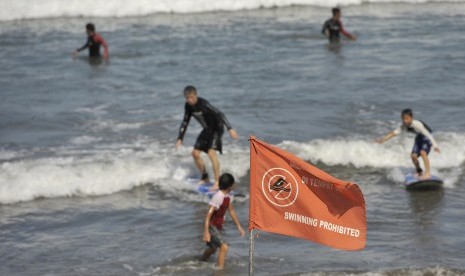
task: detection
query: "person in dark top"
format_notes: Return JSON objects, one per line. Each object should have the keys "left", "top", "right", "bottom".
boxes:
{"left": 322, "top": 8, "right": 357, "bottom": 43}
{"left": 176, "top": 86, "right": 238, "bottom": 189}
{"left": 73, "top": 23, "right": 109, "bottom": 59}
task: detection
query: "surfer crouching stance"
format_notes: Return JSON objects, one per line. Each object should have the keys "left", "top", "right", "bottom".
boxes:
{"left": 176, "top": 86, "right": 238, "bottom": 190}
{"left": 377, "top": 109, "right": 440, "bottom": 179}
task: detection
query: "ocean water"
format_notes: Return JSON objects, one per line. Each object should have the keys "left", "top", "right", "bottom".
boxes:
{"left": 1, "top": 1, "right": 465, "bottom": 275}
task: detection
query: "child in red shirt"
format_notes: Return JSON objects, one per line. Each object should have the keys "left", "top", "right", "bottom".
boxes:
{"left": 201, "top": 173, "right": 245, "bottom": 270}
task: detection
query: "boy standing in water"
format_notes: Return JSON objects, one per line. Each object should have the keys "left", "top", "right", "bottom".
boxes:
{"left": 73, "top": 23, "right": 109, "bottom": 60}
{"left": 377, "top": 109, "right": 440, "bottom": 179}
{"left": 201, "top": 173, "right": 245, "bottom": 270}
{"left": 176, "top": 86, "right": 238, "bottom": 190}
{"left": 322, "top": 8, "right": 357, "bottom": 43}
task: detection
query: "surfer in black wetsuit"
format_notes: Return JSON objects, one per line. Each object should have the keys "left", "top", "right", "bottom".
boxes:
{"left": 73, "top": 23, "right": 109, "bottom": 60}
{"left": 322, "top": 8, "right": 357, "bottom": 43}
{"left": 176, "top": 86, "right": 238, "bottom": 190}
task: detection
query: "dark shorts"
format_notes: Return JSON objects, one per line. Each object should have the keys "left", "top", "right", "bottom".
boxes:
{"left": 412, "top": 134, "right": 432, "bottom": 157}
{"left": 194, "top": 129, "right": 223, "bottom": 154}
{"left": 206, "top": 226, "right": 224, "bottom": 249}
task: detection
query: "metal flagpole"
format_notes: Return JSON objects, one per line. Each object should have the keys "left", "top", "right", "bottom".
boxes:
{"left": 249, "top": 229, "right": 254, "bottom": 276}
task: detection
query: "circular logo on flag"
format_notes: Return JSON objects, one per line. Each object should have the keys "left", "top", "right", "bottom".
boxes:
{"left": 261, "top": 168, "right": 299, "bottom": 207}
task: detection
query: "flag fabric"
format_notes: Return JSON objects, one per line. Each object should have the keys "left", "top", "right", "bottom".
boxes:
{"left": 249, "top": 136, "right": 366, "bottom": 251}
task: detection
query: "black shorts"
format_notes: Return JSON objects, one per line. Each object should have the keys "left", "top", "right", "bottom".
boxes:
{"left": 194, "top": 129, "right": 223, "bottom": 154}
{"left": 206, "top": 226, "right": 224, "bottom": 249}
{"left": 412, "top": 134, "right": 432, "bottom": 157}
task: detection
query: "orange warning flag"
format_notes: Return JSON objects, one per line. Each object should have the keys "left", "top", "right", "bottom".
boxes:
{"left": 249, "top": 136, "right": 366, "bottom": 250}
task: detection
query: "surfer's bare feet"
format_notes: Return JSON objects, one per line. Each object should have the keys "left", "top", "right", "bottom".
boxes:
{"left": 199, "top": 173, "right": 209, "bottom": 184}
{"left": 209, "top": 182, "right": 219, "bottom": 192}
{"left": 420, "top": 173, "right": 431, "bottom": 180}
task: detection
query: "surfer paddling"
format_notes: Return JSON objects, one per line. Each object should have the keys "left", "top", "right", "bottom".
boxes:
{"left": 201, "top": 173, "right": 245, "bottom": 270}
{"left": 377, "top": 109, "right": 440, "bottom": 179}
{"left": 322, "top": 8, "right": 357, "bottom": 43}
{"left": 73, "top": 23, "right": 109, "bottom": 60}
{"left": 176, "top": 86, "right": 238, "bottom": 190}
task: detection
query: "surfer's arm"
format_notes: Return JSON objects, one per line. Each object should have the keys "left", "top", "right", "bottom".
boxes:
{"left": 205, "top": 101, "right": 232, "bottom": 130}
{"left": 75, "top": 38, "right": 90, "bottom": 52}
{"left": 204, "top": 101, "right": 238, "bottom": 140}
{"left": 377, "top": 130, "right": 398, "bottom": 144}
{"left": 339, "top": 21, "right": 356, "bottom": 40}
{"left": 322, "top": 22, "right": 329, "bottom": 37}
{"left": 177, "top": 107, "right": 191, "bottom": 142}
{"left": 203, "top": 206, "right": 215, "bottom": 242}
{"left": 228, "top": 203, "right": 245, "bottom": 237}
{"left": 94, "top": 34, "right": 109, "bottom": 59}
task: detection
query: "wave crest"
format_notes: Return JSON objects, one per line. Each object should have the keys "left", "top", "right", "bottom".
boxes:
{"left": 2, "top": 0, "right": 464, "bottom": 21}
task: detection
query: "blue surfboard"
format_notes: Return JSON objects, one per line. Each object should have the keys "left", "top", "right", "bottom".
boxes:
{"left": 197, "top": 182, "right": 216, "bottom": 197}
{"left": 186, "top": 178, "right": 216, "bottom": 197}
{"left": 404, "top": 173, "right": 443, "bottom": 191}
{"left": 186, "top": 178, "right": 243, "bottom": 197}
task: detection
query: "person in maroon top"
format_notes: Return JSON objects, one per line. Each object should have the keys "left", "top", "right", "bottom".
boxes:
{"left": 322, "top": 8, "right": 357, "bottom": 43}
{"left": 201, "top": 173, "right": 245, "bottom": 270}
{"left": 73, "top": 23, "right": 109, "bottom": 60}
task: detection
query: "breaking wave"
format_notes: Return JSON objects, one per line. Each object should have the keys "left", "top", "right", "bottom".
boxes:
{"left": 1, "top": 132, "right": 463, "bottom": 204}
{"left": 1, "top": 0, "right": 464, "bottom": 21}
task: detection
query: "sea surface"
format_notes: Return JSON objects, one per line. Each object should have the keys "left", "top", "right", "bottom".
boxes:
{"left": 1, "top": 1, "right": 465, "bottom": 275}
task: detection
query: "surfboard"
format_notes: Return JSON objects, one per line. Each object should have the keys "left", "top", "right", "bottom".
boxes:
{"left": 404, "top": 173, "right": 443, "bottom": 191}
{"left": 185, "top": 178, "right": 244, "bottom": 197}
{"left": 185, "top": 178, "right": 216, "bottom": 197}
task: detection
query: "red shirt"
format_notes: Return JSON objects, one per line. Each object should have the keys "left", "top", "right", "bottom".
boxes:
{"left": 209, "top": 191, "right": 231, "bottom": 230}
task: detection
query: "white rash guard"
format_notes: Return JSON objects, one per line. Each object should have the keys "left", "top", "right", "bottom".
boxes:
{"left": 393, "top": 119, "right": 438, "bottom": 148}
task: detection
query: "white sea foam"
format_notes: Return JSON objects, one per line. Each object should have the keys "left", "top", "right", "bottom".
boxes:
{"left": 75, "top": 104, "right": 109, "bottom": 115}
{"left": 0, "top": 150, "right": 24, "bottom": 160}
{"left": 70, "top": 136, "right": 102, "bottom": 145}
{"left": 281, "top": 132, "right": 465, "bottom": 188}
{"left": 280, "top": 132, "right": 465, "bottom": 169}
{"left": 0, "top": 142, "right": 250, "bottom": 205}
{"left": 86, "top": 119, "right": 146, "bottom": 132}
{"left": 0, "top": 132, "right": 463, "bottom": 204}
{"left": 1, "top": 0, "right": 464, "bottom": 21}
{"left": 0, "top": 155, "right": 167, "bottom": 204}
{"left": 301, "top": 266, "right": 464, "bottom": 276}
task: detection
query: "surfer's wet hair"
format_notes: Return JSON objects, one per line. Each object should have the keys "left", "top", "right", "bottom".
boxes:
{"left": 332, "top": 8, "right": 341, "bottom": 16}
{"left": 219, "top": 173, "right": 235, "bottom": 190}
{"left": 86, "top": 23, "right": 95, "bottom": 32}
{"left": 183, "top": 85, "right": 197, "bottom": 96}
{"left": 401, "top": 109, "right": 413, "bottom": 117}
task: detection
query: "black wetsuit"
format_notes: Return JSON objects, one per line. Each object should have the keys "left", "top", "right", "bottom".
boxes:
{"left": 322, "top": 18, "right": 347, "bottom": 43}
{"left": 178, "top": 97, "right": 232, "bottom": 154}
{"left": 76, "top": 34, "right": 106, "bottom": 57}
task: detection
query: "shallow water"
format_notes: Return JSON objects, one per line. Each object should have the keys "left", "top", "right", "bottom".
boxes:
{"left": 1, "top": 3, "right": 465, "bottom": 275}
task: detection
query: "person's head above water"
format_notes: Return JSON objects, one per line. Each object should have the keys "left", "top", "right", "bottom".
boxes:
{"left": 219, "top": 173, "right": 235, "bottom": 191}
{"left": 332, "top": 7, "right": 341, "bottom": 20}
{"left": 401, "top": 108, "right": 414, "bottom": 126}
{"left": 184, "top": 85, "right": 199, "bottom": 106}
{"left": 86, "top": 23, "right": 96, "bottom": 36}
